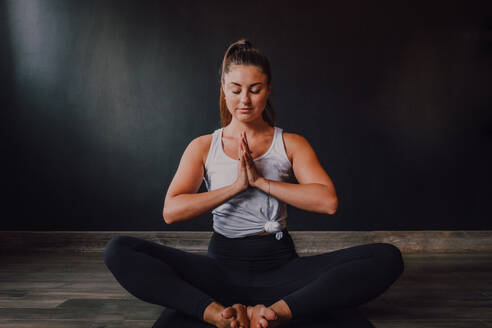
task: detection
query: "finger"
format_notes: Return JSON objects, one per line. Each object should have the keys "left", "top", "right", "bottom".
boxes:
{"left": 247, "top": 306, "right": 253, "bottom": 319}
{"left": 259, "top": 317, "right": 269, "bottom": 328}
{"left": 242, "top": 136, "right": 252, "bottom": 153}
{"left": 242, "top": 142, "right": 250, "bottom": 158}
{"left": 247, "top": 150, "right": 254, "bottom": 162}
{"left": 240, "top": 135, "right": 247, "bottom": 149}
{"left": 243, "top": 153, "right": 250, "bottom": 170}
{"left": 239, "top": 143, "right": 247, "bottom": 162}
{"left": 243, "top": 153, "right": 250, "bottom": 168}
{"left": 240, "top": 133, "right": 250, "bottom": 150}
{"left": 233, "top": 315, "right": 245, "bottom": 326}
{"left": 245, "top": 152, "right": 254, "bottom": 166}
{"left": 236, "top": 318, "right": 248, "bottom": 327}
{"left": 235, "top": 306, "right": 249, "bottom": 326}
{"left": 263, "top": 308, "right": 278, "bottom": 321}
{"left": 239, "top": 136, "right": 250, "bottom": 156}
{"left": 240, "top": 141, "right": 250, "bottom": 160}
{"left": 241, "top": 141, "right": 251, "bottom": 157}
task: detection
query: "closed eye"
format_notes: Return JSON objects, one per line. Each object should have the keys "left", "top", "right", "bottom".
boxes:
{"left": 232, "top": 90, "right": 261, "bottom": 94}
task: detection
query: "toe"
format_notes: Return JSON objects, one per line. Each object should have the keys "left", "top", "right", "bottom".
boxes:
{"left": 233, "top": 304, "right": 249, "bottom": 327}
{"left": 222, "top": 307, "right": 236, "bottom": 319}
{"left": 263, "top": 308, "right": 278, "bottom": 321}
{"left": 247, "top": 306, "right": 253, "bottom": 319}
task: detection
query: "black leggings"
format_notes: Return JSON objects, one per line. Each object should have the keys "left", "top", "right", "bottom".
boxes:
{"left": 104, "top": 229, "right": 404, "bottom": 327}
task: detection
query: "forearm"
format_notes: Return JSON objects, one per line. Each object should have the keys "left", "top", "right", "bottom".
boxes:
{"left": 256, "top": 178, "right": 338, "bottom": 214}
{"left": 163, "top": 183, "right": 243, "bottom": 224}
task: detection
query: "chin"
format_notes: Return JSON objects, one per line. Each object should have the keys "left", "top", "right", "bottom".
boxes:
{"left": 237, "top": 114, "right": 259, "bottom": 121}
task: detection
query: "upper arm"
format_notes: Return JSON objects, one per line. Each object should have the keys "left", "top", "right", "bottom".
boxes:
{"left": 286, "top": 133, "right": 336, "bottom": 191}
{"left": 164, "top": 135, "right": 209, "bottom": 203}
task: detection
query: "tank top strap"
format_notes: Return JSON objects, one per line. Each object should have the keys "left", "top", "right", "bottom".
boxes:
{"left": 204, "top": 128, "right": 222, "bottom": 168}
{"left": 274, "top": 126, "right": 281, "bottom": 143}
{"left": 271, "top": 126, "right": 291, "bottom": 165}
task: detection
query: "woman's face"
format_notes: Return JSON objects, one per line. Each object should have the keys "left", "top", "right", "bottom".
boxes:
{"left": 222, "top": 64, "right": 271, "bottom": 123}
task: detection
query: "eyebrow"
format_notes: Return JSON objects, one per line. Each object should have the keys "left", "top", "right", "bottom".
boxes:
{"left": 229, "top": 82, "right": 264, "bottom": 87}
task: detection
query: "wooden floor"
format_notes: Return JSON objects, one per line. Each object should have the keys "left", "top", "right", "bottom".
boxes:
{"left": 0, "top": 240, "right": 491, "bottom": 327}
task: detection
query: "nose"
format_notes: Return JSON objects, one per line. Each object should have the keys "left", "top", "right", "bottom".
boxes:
{"left": 240, "top": 91, "right": 252, "bottom": 105}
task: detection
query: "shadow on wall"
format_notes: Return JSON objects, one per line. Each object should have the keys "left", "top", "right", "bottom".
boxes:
{"left": 2, "top": 0, "right": 201, "bottom": 230}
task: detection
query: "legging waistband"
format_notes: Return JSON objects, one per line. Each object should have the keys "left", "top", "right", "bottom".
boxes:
{"left": 207, "top": 229, "right": 299, "bottom": 272}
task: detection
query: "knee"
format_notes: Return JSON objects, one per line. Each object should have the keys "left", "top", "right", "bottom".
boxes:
{"left": 103, "top": 235, "right": 135, "bottom": 270}
{"left": 373, "top": 243, "right": 405, "bottom": 280}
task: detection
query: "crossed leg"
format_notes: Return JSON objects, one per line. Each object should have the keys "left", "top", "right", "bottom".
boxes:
{"left": 104, "top": 235, "right": 223, "bottom": 320}
{"left": 213, "top": 242, "right": 404, "bottom": 326}
{"left": 274, "top": 242, "right": 405, "bottom": 320}
{"left": 104, "top": 236, "right": 403, "bottom": 327}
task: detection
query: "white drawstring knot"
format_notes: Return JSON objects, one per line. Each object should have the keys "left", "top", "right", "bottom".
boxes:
{"left": 264, "top": 221, "right": 284, "bottom": 240}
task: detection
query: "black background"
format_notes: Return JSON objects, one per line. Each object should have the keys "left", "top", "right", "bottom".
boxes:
{"left": 1, "top": 0, "right": 491, "bottom": 231}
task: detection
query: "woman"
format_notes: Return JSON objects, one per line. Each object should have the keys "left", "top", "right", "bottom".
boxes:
{"left": 104, "top": 39, "right": 404, "bottom": 328}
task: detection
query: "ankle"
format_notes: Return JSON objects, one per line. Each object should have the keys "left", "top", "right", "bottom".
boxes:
{"left": 268, "top": 299, "right": 293, "bottom": 322}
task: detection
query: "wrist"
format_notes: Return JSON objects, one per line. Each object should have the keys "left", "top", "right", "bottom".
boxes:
{"left": 232, "top": 181, "right": 245, "bottom": 194}
{"left": 255, "top": 177, "right": 269, "bottom": 192}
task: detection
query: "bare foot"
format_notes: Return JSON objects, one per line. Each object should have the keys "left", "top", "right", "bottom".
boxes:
{"left": 246, "top": 304, "right": 279, "bottom": 328}
{"left": 222, "top": 303, "right": 250, "bottom": 328}
{"left": 247, "top": 300, "right": 293, "bottom": 328}
{"left": 203, "top": 301, "right": 250, "bottom": 328}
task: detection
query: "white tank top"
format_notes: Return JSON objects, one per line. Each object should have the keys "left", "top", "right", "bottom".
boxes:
{"left": 203, "top": 126, "right": 295, "bottom": 240}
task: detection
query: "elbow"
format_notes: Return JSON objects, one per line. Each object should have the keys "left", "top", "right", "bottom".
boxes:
{"left": 162, "top": 207, "right": 174, "bottom": 225}
{"left": 325, "top": 197, "right": 338, "bottom": 215}
{"left": 326, "top": 207, "right": 337, "bottom": 215}
{"left": 163, "top": 196, "right": 178, "bottom": 224}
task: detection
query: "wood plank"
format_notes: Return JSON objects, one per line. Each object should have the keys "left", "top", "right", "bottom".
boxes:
{"left": 2, "top": 231, "right": 492, "bottom": 254}
{"left": 1, "top": 235, "right": 491, "bottom": 327}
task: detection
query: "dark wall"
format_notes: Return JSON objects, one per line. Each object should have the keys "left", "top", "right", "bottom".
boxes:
{"left": 2, "top": 0, "right": 491, "bottom": 231}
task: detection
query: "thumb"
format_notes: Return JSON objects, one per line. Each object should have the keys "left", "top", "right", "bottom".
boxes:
{"left": 239, "top": 152, "right": 245, "bottom": 167}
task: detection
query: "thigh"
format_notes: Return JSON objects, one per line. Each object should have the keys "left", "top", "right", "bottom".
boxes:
{"left": 246, "top": 243, "right": 387, "bottom": 302}
{"left": 107, "top": 235, "right": 227, "bottom": 296}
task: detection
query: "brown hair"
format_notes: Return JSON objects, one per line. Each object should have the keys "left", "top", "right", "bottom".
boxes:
{"left": 219, "top": 38, "right": 275, "bottom": 127}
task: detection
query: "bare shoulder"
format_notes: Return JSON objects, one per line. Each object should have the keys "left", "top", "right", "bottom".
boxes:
{"left": 165, "top": 133, "right": 213, "bottom": 201}
{"left": 282, "top": 131, "right": 310, "bottom": 164}
{"left": 190, "top": 133, "right": 213, "bottom": 166}
{"left": 282, "top": 131, "right": 334, "bottom": 189}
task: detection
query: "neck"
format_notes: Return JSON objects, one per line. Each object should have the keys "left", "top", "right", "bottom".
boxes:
{"left": 224, "top": 118, "right": 272, "bottom": 138}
